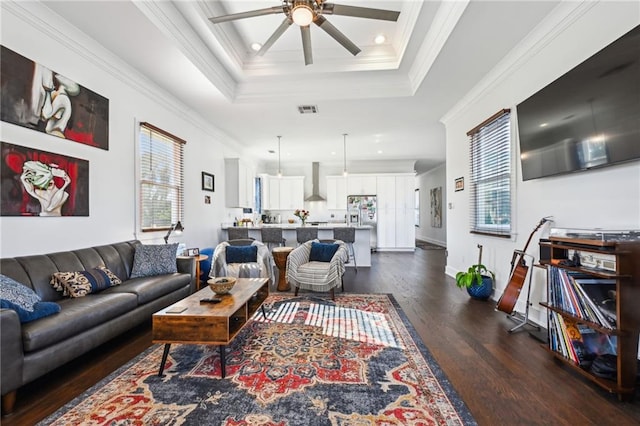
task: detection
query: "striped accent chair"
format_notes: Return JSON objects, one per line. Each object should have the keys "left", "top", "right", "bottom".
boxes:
{"left": 210, "top": 240, "right": 275, "bottom": 287}
{"left": 286, "top": 239, "right": 348, "bottom": 300}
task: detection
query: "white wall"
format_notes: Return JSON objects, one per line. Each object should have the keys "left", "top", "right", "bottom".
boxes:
{"left": 416, "top": 164, "right": 446, "bottom": 246}
{"left": 443, "top": 2, "right": 640, "bottom": 325}
{"left": 0, "top": 2, "right": 252, "bottom": 257}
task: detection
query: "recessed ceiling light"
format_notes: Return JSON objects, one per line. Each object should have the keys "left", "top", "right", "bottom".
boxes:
{"left": 540, "top": 122, "right": 548, "bottom": 127}
{"left": 377, "top": 150, "right": 383, "bottom": 154}
{"left": 331, "top": 151, "right": 336, "bottom": 155}
{"left": 251, "top": 42, "right": 262, "bottom": 52}
{"left": 374, "top": 34, "right": 386, "bottom": 44}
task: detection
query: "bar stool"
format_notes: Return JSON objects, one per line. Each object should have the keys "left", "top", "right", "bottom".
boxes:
{"left": 296, "top": 227, "right": 318, "bottom": 245}
{"left": 261, "top": 227, "right": 286, "bottom": 251}
{"left": 227, "top": 227, "right": 249, "bottom": 240}
{"left": 333, "top": 227, "right": 357, "bottom": 272}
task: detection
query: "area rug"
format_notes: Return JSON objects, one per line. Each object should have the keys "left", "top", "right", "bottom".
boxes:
{"left": 416, "top": 240, "right": 446, "bottom": 250}
{"left": 40, "top": 294, "right": 476, "bottom": 425}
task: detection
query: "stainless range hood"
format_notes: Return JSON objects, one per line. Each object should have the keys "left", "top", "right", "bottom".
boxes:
{"left": 305, "top": 162, "right": 326, "bottom": 202}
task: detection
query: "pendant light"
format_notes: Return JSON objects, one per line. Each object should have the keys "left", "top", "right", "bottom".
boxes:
{"left": 277, "top": 135, "right": 282, "bottom": 177}
{"left": 342, "top": 133, "right": 348, "bottom": 177}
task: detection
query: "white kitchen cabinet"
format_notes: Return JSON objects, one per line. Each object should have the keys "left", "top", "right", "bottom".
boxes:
{"left": 394, "top": 175, "right": 416, "bottom": 248}
{"left": 225, "top": 158, "right": 254, "bottom": 208}
{"left": 326, "top": 176, "right": 347, "bottom": 210}
{"left": 375, "top": 174, "right": 415, "bottom": 250}
{"left": 279, "top": 177, "right": 304, "bottom": 210}
{"left": 347, "top": 175, "right": 377, "bottom": 195}
{"left": 265, "top": 176, "right": 280, "bottom": 210}
{"left": 265, "top": 176, "right": 304, "bottom": 210}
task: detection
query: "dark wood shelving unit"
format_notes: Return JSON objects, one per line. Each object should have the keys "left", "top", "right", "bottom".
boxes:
{"left": 539, "top": 237, "right": 640, "bottom": 401}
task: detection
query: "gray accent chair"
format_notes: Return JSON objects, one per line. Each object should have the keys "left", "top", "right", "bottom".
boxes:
{"left": 286, "top": 239, "right": 348, "bottom": 300}
{"left": 210, "top": 240, "right": 275, "bottom": 286}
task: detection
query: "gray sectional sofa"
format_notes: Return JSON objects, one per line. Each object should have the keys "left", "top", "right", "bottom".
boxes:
{"left": 0, "top": 240, "right": 195, "bottom": 415}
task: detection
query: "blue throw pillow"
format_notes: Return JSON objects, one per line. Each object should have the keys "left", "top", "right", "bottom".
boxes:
{"left": 130, "top": 243, "right": 179, "bottom": 278}
{"left": 0, "top": 274, "right": 40, "bottom": 311}
{"left": 0, "top": 299, "right": 60, "bottom": 323}
{"left": 309, "top": 242, "right": 339, "bottom": 262}
{"left": 226, "top": 245, "right": 258, "bottom": 264}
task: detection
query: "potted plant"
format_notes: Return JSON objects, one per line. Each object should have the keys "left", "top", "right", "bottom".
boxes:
{"left": 455, "top": 245, "right": 494, "bottom": 300}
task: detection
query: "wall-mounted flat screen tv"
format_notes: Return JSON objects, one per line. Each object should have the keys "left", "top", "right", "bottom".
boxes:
{"left": 517, "top": 25, "right": 640, "bottom": 181}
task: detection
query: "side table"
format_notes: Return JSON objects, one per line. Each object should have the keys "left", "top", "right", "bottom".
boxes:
{"left": 179, "top": 254, "right": 209, "bottom": 290}
{"left": 272, "top": 246, "right": 293, "bottom": 291}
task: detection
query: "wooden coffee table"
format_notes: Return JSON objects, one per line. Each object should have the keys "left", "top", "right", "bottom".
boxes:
{"left": 152, "top": 277, "right": 269, "bottom": 378}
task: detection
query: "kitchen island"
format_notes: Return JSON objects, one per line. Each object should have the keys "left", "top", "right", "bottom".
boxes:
{"left": 221, "top": 223, "right": 372, "bottom": 267}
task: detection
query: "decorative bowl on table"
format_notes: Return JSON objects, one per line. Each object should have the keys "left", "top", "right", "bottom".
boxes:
{"left": 208, "top": 277, "right": 236, "bottom": 294}
{"left": 288, "top": 219, "right": 295, "bottom": 224}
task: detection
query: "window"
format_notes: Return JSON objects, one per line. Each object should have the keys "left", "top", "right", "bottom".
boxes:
{"left": 139, "top": 122, "right": 185, "bottom": 232}
{"left": 467, "top": 109, "right": 512, "bottom": 237}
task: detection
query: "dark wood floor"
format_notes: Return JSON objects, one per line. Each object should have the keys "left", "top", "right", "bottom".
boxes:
{"left": 3, "top": 248, "right": 640, "bottom": 425}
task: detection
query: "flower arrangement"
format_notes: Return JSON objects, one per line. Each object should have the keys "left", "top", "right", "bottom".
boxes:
{"left": 294, "top": 209, "right": 310, "bottom": 225}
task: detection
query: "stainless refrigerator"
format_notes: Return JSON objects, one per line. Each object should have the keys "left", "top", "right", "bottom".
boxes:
{"left": 347, "top": 195, "right": 377, "bottom": 250}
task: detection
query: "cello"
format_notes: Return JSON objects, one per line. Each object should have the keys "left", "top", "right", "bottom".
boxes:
{"left": 496, "top": 217, "right": 550, "bottom": 314}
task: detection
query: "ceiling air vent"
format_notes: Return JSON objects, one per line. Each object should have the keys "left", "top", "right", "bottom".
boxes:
{"left": 297, "top": 105, "right": 318, "bottom": 114}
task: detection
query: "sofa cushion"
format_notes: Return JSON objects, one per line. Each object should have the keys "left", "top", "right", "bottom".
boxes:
{"left": 104, "top": 273, "right": 190, "bottom": 305}
{"left": 226, "top": 245, "right": 258, "bottom": 264}
{"left": 21, "top": 292, "right": 138, "bottom": 352}
{"left": 130, "top": 243, "right": 178, "bottom": 278}
{"left": 0, "top": 299, "right": 60, "bottom": 323}
{"left": 309, "top": 242, "right": 339, "bottom": 262}
{"left": 0, "top": 274, "right": 41, "bottom": 311}
{"left": 50, "top": 267, "right": 122, "bottom": 298}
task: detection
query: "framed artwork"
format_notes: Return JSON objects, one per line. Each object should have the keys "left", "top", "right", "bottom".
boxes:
{"left": 1, "top": 141, "right": 89, "bottom": 216}
{"left": 0, "top": 46, "right": 109, "bottom": 150}
{"left": 201, "top": 172, "right": 214, "bottom": 192}
{"left": 455, "top": 177, "right": 464, "bottom": 192}
{"left": 204, "top": 195, "right": 211, "bottom": 204}
{"left": 430, "top": 186, "right": 442, "bottom": 228}
{"left": 185, "top": 247, "right": 200, "bottom": 257}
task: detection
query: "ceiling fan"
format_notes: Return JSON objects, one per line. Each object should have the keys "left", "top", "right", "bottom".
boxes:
{"left": 209, "top": 1, "right": 400, "bottom": 65}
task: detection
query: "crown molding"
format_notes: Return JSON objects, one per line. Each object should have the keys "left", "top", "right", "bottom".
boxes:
{"left": 408, "top": 0, "right": 469, "bottom": 94}
{"left": 234, "top": 71, "right": 411, "bottom": 103}
{"left": 1, "top": 0, "right": 240, "bottom": 149}
{"left": 440, "top": 0, "right": 598, "bottom": 126}
{"left": 133, "top": 0, "right": 237, "bottom": 100}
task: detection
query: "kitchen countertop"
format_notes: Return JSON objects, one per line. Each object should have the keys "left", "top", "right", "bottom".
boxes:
{"left": 222, "top": 223, "right": 372, "bottom": 230}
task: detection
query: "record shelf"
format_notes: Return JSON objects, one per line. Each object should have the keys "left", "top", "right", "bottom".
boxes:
{"left": 539, "top": 232, "right": 640, "bottom": 401}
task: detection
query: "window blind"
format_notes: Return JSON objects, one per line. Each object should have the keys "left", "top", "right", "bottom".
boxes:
{"left": 139, "top": 122, "right": 185, "bottom": 232}
{"left": 467, "top": 109, "right": 512, "bottom": 237}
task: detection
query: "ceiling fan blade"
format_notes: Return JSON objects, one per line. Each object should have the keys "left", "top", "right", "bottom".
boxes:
{"left": 301, "top": 25, "right": 313, "bottom": 65}
{"left": 257, "top": 17, "right": 293, "bottom": 56}
{"left": 209, "top": 6, "right": 285, "bottom": 24}
{"left": 314, "top": 15, "right": 360, "bottom": 56}
{"left": 322, "top": 3, "right": 400, "bottom": 21}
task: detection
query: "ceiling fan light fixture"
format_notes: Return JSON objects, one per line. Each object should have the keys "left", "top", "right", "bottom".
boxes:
{"left": 291, "top": 3, "right": 314, "bottom": 26}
